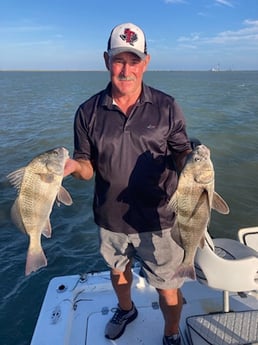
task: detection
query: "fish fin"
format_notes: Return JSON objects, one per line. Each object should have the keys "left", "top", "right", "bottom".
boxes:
{"left": 10, "top": 199, "right": 26, "bottom": 234}
{"left": 173, "top": 264, "right": 196, "bottom": 280}
{"left": 38, "top": 173, "right": 55, "bottom": 183}
{"left": 6, "top": 167, "right": 26, "bottom": 192}
{"left": 212, "top": 191, "right": 230, "bottom": 214}
{"left": 199, "top": 235, "right": 206, "bottom": 249}
{"left": 42, "top": 219, "right": 52, "bottom": 238}
{"left": 168, "top": 192, "right": 178, "bottom": 214}
{"left": 171, "top": 223, "right": 182, "bottom": 247}
{"left": 25, "top": 245, "right": 47, "bottom": 276}
{"left": 57, "top": 186, "right": 73, "bottom": 206}
{"left": 191, "top": 190, "right": 209, "bottom": 217}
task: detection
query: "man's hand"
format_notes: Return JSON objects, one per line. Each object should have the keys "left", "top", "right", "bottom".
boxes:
{"left": 64, "top": 158, "right": 94, "bottom": 180}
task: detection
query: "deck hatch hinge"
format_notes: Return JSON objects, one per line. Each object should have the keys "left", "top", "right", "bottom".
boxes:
{"left": 101, "top": 306, "right": 109, "bottom": 315}
{"left": 152, "top": 301, "right": 159, "bottom": 310}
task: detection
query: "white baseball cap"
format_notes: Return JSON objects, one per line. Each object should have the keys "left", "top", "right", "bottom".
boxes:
{"left": 107, "top": 23, "right": 147, "bottom": 60}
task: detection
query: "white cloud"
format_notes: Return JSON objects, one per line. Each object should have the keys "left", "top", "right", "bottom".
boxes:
{"left": 0, "top": 24, "right": 54, "bottom": 33}
{"left": 215, "top": 0, "right": 234, "bottom": 7}
{"left": 177, "top": 44, "right": 197, "bottom": 49}
{"left": 243, "top": 19, "right": 258, "bottom": 27}
{"left": 11, "top": 40, "right": 54, "bottom": 47}
{"left": 164, "top": 0, "right": 187, "bottom": 4}
{"left": 178, "top": 33, "right": 201, "bottom": 42}
{"left": 212, "top": 19, "right": 258, "bottom": 44}
{"left": 197, "top": 12, "right": 206, "bottom": 17}
{"left": 177, "top": 19, "right": 258, "bottom": 46}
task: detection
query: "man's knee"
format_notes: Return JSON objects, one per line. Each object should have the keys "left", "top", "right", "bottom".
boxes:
{"left": 156, "top": 288, "right": 182, "bottom": 305}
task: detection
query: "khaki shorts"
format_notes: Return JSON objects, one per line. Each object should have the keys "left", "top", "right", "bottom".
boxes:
{"left": 99, "top": 227, "right": 185, "bottom": 289}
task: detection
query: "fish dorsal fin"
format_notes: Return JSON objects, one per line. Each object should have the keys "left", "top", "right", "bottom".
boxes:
{"left": 212, "top": 191, "right": 230, "bottom": 214}
{"left": 6, "top": 167, "right": 26, "bottom": 192}
{"left": 56, "top": 186, "right": 73, "bottom": 206}
{"left": 42, "top": 219, "right": 52, "bottom": 238}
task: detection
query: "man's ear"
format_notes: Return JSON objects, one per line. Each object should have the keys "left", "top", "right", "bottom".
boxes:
{"left": 103, "top": 52, "right": 110, "bottom": 70}
{"left": 143, "top": 54, "right": 151, "bottom": 72}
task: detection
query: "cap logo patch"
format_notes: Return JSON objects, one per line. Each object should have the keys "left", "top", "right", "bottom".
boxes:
{"left": 120, "top": 28, "right": 138, "bottom": 46}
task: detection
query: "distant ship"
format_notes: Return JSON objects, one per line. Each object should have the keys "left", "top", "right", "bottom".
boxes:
{"left": 210, "top": 63, "right": 220, "bottom": 72}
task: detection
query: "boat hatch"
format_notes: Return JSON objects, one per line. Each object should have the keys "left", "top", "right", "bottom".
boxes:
{"left": 186, "top": 310, "right": 258, "bottom": 345}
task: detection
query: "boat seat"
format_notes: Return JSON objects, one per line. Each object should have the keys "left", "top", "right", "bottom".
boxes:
{"left": 238, "top": 226, "right": 258, "bottom": 251}
{"left": 194, "top": 230, "right": 258, "bottom": 312}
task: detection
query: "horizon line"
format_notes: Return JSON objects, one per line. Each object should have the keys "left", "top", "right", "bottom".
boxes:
{"left": 1, "top": 69, "right": 258, "bottom": 72}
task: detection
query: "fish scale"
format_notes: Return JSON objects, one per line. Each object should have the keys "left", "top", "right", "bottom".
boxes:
{"left": 20, "top": 167, "right": 60, "bottom": 231}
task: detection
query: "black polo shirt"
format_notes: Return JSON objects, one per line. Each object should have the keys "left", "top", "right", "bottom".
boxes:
{"left": 73, "top": 82, "right": 191, "bottom": 234}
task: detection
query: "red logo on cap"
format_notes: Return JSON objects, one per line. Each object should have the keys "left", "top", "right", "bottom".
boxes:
{"left": 120, "top": 28, "right": 137, "bottom": 46}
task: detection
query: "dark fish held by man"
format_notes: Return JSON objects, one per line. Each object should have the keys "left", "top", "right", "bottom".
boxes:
{"left": 168, "top": 144, "right": 229, "bottom": 280}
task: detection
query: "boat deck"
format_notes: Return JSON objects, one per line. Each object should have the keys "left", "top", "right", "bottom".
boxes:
{"left": 31, "top": 268, "right": 258, "bottom": 345}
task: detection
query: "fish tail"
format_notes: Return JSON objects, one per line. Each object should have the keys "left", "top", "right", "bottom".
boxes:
{"left": 172, "top": 264, "right": 196, "bottom": 280}
{"left": 25, "top": 247, "right": 47, "bottom": 276}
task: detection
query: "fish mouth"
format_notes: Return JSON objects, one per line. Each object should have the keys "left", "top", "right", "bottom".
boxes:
{"left": 61, "top": 147, "right": 70, "bottom": 159}
{"left": 193, "top": 145, "right": 210, "bottom": 161}
{"left": 53, "top": 147, "right": 69, "bottom": 159}
{"left": 44, "top": 147, "right": 70, "bottom": 174}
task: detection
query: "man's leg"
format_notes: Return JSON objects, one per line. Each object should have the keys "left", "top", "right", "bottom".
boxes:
{"left": 156, "top": 288, "right": 183, "bottom": 336}
{"left": 110, "top": 260, "right": 133, "bottom": 310}
{"left": 105, "top": 260, "right": 138, "bottom": 340}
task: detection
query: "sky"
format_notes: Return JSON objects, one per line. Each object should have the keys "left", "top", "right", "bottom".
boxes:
{"left": 0, "top": 0, "right": 257, "bottom": 71}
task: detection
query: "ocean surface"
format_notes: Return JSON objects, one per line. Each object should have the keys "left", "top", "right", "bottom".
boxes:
{"left": 0, "top": 71, "right": 258, "bottom": 344}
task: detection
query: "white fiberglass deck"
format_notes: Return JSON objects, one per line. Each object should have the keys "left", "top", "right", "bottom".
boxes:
{"left": 31, "top": 268, "right": 258, "bottom": 345}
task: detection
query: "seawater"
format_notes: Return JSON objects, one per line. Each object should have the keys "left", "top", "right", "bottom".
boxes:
{"left": 0, "top": 71, "right": 258, "bottom": 345}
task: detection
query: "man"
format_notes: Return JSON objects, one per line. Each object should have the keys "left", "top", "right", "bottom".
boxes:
{"left": 64, "top": 22, "right": 192, "bottom": 345}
